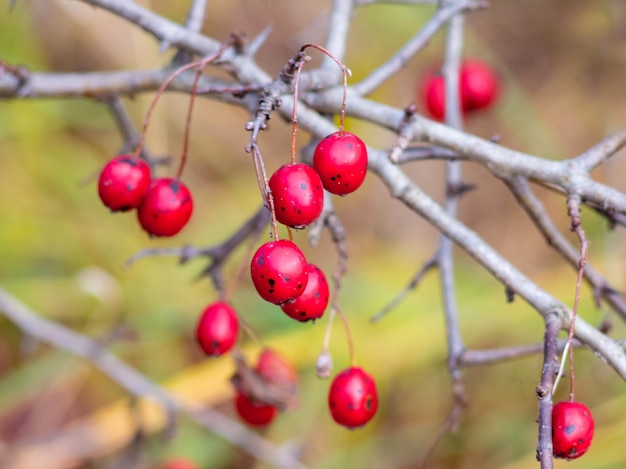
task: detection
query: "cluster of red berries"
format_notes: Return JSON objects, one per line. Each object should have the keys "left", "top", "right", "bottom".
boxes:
{"left": 419, "top": 59, "right": 500, "bottom": 121}
{"left": 98, "top": 155, "right": 193, "bottom": 237}
{"left": 189, "top": 127, "right": 377, "bottom": 428}
{"left": 551, "top": 400, "right": 594, "bottom": 460}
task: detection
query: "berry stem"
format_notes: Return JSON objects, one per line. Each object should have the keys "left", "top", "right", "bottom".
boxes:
{"left": 133, "top": 40, "right": 233, "bottom": 175}
{"left": 290, "top": 56, "right": 309, "bottom": 165}
{"left": 564, "top": 196, "right": 589, "bottom": 401}
{"left": 250, "top": 142, "right": 280, "bottom": 240}
{"left": 299, "top": 43, "right": 351, "bottom": 133}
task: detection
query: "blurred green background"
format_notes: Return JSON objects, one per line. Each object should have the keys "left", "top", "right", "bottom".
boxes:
{"left": 1, "top": 0, "right": 626, "bottom": 468}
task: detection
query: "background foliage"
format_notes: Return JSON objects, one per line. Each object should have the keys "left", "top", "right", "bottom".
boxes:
{"left": 1, "top": 1, "right": 626, "bottom": 468}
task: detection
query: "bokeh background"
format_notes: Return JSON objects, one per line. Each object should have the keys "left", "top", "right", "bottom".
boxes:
{"left": 1, "top": 0, "right": 626, "bottom": 468}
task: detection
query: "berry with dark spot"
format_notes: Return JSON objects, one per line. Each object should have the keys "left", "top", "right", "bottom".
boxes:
{"left": 250, "top": 240, "right": 309, "bottom": 304}
{"left": 313, "top": 131, "right": 368, "bottom": 195}
{"left": 328, "top": 366, "right": 378, "bottom": 428}
{"left": 234, "top": 392, "right": 277, "bottom": 427}
{"left": 137, "top": 177, "right": 193, "bottom": 237}
{"left": 195, "top": 301, "right": 239, "bottom": 357}
{"left": 268, "top": 163, "right": 324, "bottom": 228}
{"left": 98, "top": 155, "right": 151, "bottom": 212}
{"left": 281, "top": 263, "right": 329, "bottom": 322}
{"left": 552, "top": 400, "right": 594, "bottom": 459}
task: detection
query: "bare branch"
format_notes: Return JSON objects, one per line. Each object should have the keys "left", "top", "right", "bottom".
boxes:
{"left": 0, "top": 286, "right": 307, "bottom": 469}
{"left": 353, "top": 0, "right": 481, "bottom": 95}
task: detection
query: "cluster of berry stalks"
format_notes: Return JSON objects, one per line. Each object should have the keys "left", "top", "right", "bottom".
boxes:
{"left": 96, "top": 43, "right": 378, "bottom": 431}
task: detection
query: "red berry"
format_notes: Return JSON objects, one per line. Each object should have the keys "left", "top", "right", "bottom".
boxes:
{"left": 256, "top": 348, "right": 298, "bottom": 389}
{"left": 328, "top": 366, "right": 378, "bottom": 428}
{"left": 419, "top": 60, "right": 499, "bottom": 120}
{"left": 460, "top": 60, "right": 499, "bottom": 112}
{"left": 160, "top": 458, "right": 199, "bottom": 469}
{"left": 195, "top": 301, "right": 239, "bottom": 357}
{"left": 281, "top": 263, "right": 329, "bottom": 322}
{"left": 250, "top": 240, "right": 309, "bottom": 304}
{"left": 98, "top": 155, "right": 151, "bottom": 212}
{"left": 313, "top": 131, "right": 368, "bottom": 195}
{"left": 420, "top": 74, "right": 446, "bottom": 120}
{"left": 137, "top": 177, "right": 193, "bottom": 237}
{"left": 234, "top": 392, "right": 277, "bottom": 427}
{"left": 268, "top": 163, "right": 324, "bottom": 228}
{"left": 552, "top": 401, "right": 594, "bottom": 459}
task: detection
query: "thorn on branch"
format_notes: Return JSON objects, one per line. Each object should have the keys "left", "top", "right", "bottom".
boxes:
{"left": 505, "top": 286, "right": 515, "bottom": 303}
{"left": 445, "top": 182, "right": 475, "bottom": 197}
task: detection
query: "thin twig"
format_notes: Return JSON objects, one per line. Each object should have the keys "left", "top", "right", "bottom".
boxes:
{"left": 353, "top": 0, "right": 482, "bottom": 95}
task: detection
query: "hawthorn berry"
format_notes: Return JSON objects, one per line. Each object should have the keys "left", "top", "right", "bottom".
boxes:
{"left": 137, "top": 177, "right": 193, "bottom": 237}
{"left": 328, "top": 366, "right": 378, "bottom": 428}
{"left": 420, "top": 73, "right": 446, "bottom": 121}
{"left": 250, "top": 240, "right": 309, "bottom": 305}
{"left": 195, "top": 301, "right": 239, "bottom": 357}
{"left": 419, "top": 60, "right": 499, "bottom": 120}
{"left": 256, "top": 348, "right": 298, "bottom": 390}
{"left": 268, "top": 163, "right": 324, "bottom": 228}
{"left": 97, "top": 155, "right": 151, "bottom": 212}
{"left": 281, "top": 263, "right": 329, "bottom": 322}
{"left": 313, "top": 131, "right": 368, "bottom": 195}
{"left": 460, "top": 60, "right": 500, "bottom": 112}
{"left": 552, "top": 401, "right": 594, "bottom": 459}
{"left": 234, "top": 392, "right": 277, "bottom": 427}
{"left": 160, "top": 458, "right": 199, "bottom": 469}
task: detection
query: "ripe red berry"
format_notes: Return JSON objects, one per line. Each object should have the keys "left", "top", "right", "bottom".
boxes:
{"left": 281, "top": 263, "right": 329, "bottom": 322}
{"left": 256, "top": 348, "right": 298, "bottom": 389}
{"left": 328, "top": 366, "right": 378, "bottom": 428}
{"left": 460, "top": 60, "right": 500, "bottom": 113}
{"left": 195, "top": 301, "right": 239, "bottom": 357}
{"left": 313, "top": 131, "right": 368, "bottom": 195}
{"left": 420, "top": 74, "right": 446, "bottom": 120}
{"left": 268, "top": 163, "right": 324, "bottom": 228}
{"left": 137, "top": 177, "right": 193, "bottom": 237}
{"left": 160, "top": 458, "right": 199, "bottom": 469}
{"left": 98, "top": 155, "right": 151, "bottom": 212}
{"left": 419, "top": 60, "right": 499, "bottom": 120}
{"left": 250, "top": 240, "right": 309, "bottom": 305}
{"left": 234, "top": 392, "right": 277, "bottom": 427}
{"left": 552, "top": 401, "right": 594, "bottom": 459}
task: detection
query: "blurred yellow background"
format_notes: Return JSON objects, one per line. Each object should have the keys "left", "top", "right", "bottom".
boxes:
{"left": 1, "top": 0, "right": 626, "bottom": 468}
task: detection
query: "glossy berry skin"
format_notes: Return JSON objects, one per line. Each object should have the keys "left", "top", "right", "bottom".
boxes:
{"left": 460, "top": 60, "right": 500, "bottom": 112}
{"left": 269, "top": 163, "right": 324, "bottom": 228}
{"left": 234, "top": 392, "right": 277, "bottom": 427}
{"left": 281, "top": 264, "right": 329, "bottom": 322}
{"left": 256, "top": 348, "right": 298, "bottom": 389}
{"left": 419, "top": 60, "right": 499, "bottom": 120}
{"left": 195, "top": 302, "right": 239, "bottom": 357}
{"left": 98, "top": 155, "right": 151, "bottom": 212}
{"left": 250, "top": 240, "right": 309, "bottom": 305}
{"left": 552, "top": 401, "right": 594, "bottom": 459}
{"left": 328, "top": 366, "right": 378, "bottom": 428}
{"left": 137, "top": 177, "right": 193, "bottom": 237}
{"left": 160, "top": 458, "right": 199, "bottom": 469}
{"left": 313, "top": 131, "right": 368, "bottom": 195}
